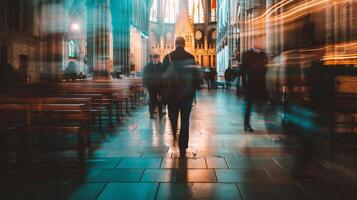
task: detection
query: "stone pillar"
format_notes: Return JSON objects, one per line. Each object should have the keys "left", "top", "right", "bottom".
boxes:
{"left": 40, "top": 0, "right": 65, "bottom": 81}
{"left": 111, "top": 0, "right": 131, "bottom": 76}
{"left": 87, "top": 0, "right": 113, "bottom": 80}
{"left": 240, "top": 0, "right": 247, "bottom": 61}
{"left": 265, "top": 0, "right": 275, "bottom": 56}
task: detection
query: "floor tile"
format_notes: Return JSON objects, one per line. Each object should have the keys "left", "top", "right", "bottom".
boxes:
{"left": 161, "top": 158, "right": 207, "bottom": 169}
{"left": 206, "top": 157, "right": 228, "bottom": 168}
{"left": 141, "top": 169, "right": 177, "bottom": 182}
{"left": 141, "top": 152, "right": 172, "bottom": 158}
{"left": 176, "top": 169, "right": 217, "bottom": 182}
{"left": 225, "top": 157, "right": 280, "bottom": 170}
{"left": 237, "top": 183, "right": 310, "bottom": 200}
{"left": 83, "top": 159, "right": 122, "bottom": 169}
{"left": 97, "top": 183, "right": 158, "bottom": 200}
{"left": 156, "top": 183, "right": 242, "bottom": 200}
{"left": 67, "top": 183, "right": 106, "bottom": 200}
{"left": 89, "top": 169, "right": 144, "bottom": 182}
{"left": 215, "top": 169, "right": 273, "bottom": 182}
{"left": 106, "top": 152, "right": 142, "bottom": 158}
{"left": 116, "top": 157, "right": 162, "bottom": 169}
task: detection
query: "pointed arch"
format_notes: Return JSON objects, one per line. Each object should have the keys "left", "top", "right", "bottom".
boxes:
{"left": 149, "top": 0, "right": 158, "bottom": 22}
{"left": 189, "top": 0, "right": 205, "bottom": 23}
{"left": 210, "top": 0, "right": 217, "bottom": 22}
{"left": 163, "top": 0, "right": 179, "bottom": 23}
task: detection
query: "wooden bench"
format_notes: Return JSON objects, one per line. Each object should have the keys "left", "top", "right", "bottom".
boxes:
{"left": 0, "top": 103, "right": 90, "bottom": 163}
{"left": 0, "top": 96, "right": 105, "bottom": 129}
{"left": 0, "top": 79, "right": 144, "bottom": 163}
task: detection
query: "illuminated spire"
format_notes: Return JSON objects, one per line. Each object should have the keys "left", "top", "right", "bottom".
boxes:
{"left": 175, "top": 0, "right": 194, "bottom": 53}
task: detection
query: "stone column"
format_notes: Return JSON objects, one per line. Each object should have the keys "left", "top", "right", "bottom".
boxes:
{"left": 111, "top": 0, "right": 131, "bottom": 76}
{"left": 265, "top": 0, "right": 275, "bottom": 56}
{"left": 87, "top": 0, "right": 113, "bottom": 80}
{"left": 40, "top": 0, "right": 65, "bottom": 81}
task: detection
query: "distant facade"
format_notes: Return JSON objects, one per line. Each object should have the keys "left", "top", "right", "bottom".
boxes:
{"left": 0, "top": 0, "right": 41, "bottom": 83}
{"left": 148, "top": 0, "right": 217, "bottom": 67}
{"left": 216, "top": 0, "right": 241, "bottom": 76}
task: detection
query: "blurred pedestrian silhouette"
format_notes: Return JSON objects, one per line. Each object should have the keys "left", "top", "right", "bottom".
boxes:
{"left": 203, "top": 67, "right": 212, "bottom": 90}
{"left": 224, "top": 66, "right": 234, "bottom": 90}
{"left": 241, "top": 47, "right": 269, "bottom": 132}
{"left": 210, "top": 67, "right": 217, "bottom": 90}
{"left": 162, "top": 37, "right": 202, "bottom": 157}
{"left": 143, "top": 54, "right": 164, "bottom": 119}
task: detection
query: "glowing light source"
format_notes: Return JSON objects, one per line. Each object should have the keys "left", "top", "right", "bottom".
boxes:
{"left": 71, "top": 23, "right": 80, "bottom": 32}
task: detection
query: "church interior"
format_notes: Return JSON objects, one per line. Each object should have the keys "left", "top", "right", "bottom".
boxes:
{"left": 0, "top": 0, "right": 357, "bottom": 199}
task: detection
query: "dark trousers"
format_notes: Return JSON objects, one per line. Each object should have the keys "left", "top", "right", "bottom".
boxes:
{"left": 244, "top": 97, "right": 253, "bottom": 125}
{"left": 168, "top": 100, "right": 193, "bottom": 150}
{"left": 205, "top": 79, "right": 211, "bottom": 91}
{"left": 244, "top": 97, "right": 269, "bottom": 126}
{"left": 226, "top": 81, "right": 232, "bottom": 90}
{"left": 149, "top": 90, "right": 162, "bottom": 116}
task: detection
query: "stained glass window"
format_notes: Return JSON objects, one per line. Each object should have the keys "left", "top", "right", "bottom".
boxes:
{"left": 189, "top": 0, "right": 204, "bottom": 23}
{"left": 211, "top": 0, "right": 217, "bottom": 22}
{"left": 163, "top": 0, "right": 179, "bottom": 23}
{"left": 150, "top": 0, "right": 158, "bottom": 22}
{"left": 68, "top": 40, "right": 76, "bottom": 58}
{"left": 150, "top": 0, "right": 207, "bottom": 24}
{"left": 218, "top": 0, "right": 227, "bottom": 29}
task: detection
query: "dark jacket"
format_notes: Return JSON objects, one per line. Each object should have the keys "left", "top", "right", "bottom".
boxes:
{"left": 162, "top": 47, "right": 202, "bottom": 104}
{"left": 143, "top": 62, "right": 164, "bottom": 92}
{"left": 163, "top": 47, "right": 196, "bottom": 68}
{"left": 224, "top": 67, "right": 234, "bottom": 82}
{"left": 241, "top": 48, "right": 269, "bottom": 100}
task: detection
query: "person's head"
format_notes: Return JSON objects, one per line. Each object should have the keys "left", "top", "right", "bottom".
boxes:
{"left": 152, "top": 54, "right": 160, "bottom": 64}
{"left": 175, "top": 37, "right": 185, "bottom": 48}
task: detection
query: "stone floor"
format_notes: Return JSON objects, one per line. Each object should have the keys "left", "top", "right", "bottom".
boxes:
{"left": 1, "top": 90, "right": 357, "bottom": 200}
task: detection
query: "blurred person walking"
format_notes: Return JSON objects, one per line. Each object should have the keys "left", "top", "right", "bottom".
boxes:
{"left": 162, "top": 37, "right": 202, "bottom": 157}
{"left": 224, "top": 66, "right": 234, "bottom": 90}
{"left": 241, "top": 48, "right": 269, "bottom": 132}
{"left": 203, "top": 67, "right": 212, "bottom": 91}
{"left": 143, "top": 54, "right": 164, "bottom": 119}
{"left": 210, "top": 67, "right": 217, "bottom": 90}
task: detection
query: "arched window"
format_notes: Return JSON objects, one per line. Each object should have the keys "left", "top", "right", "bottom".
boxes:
{"left": 163, "top": 0, "right": 179, "bottom": 23}
{"left": 150, "top": 0, "right": 158, "bottom": 22}
{"left": 68, "top": 40, "right": 76, "bottom": 58}
{"left": 218, "top": 0, "right": 227, "bottom": 29}
{"left": 189, "top": 0, "right": 204, "bottom": 23}
{"left": 211, "top": 0, "right": 217, "bottom": 22}
{"left": 150, "top": 0, "right": 207, "bottom": 24}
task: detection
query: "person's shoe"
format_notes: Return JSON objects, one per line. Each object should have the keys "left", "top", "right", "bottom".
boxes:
{"left": 244, "top": 124, "right": 254, "bottom": 132}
